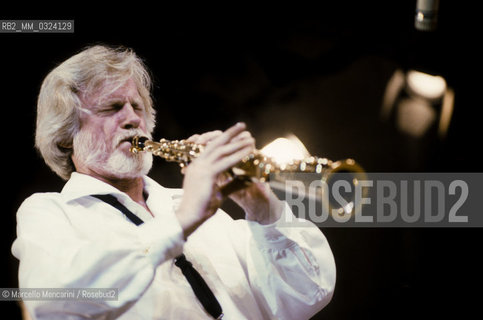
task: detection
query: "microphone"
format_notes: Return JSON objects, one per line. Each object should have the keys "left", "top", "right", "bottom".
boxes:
{"left": 415, "top": 0, "right": 440, "bottom": 31}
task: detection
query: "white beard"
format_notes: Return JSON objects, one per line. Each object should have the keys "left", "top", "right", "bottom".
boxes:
{"left": 73, "top": 128, "right": 153, "bottom": 179}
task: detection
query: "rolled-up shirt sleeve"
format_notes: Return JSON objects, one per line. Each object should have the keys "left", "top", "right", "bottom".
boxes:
{"left": 240, "top": 202, "right": 336, "bottom": 320}
{"left": 11, "top": 193, "right": 185, "bottom": 320}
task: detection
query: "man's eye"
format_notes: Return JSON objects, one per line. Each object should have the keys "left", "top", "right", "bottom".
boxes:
{"left": 96, "top": 102, "right": 143, "bottom": 115}
{"left": 132, "top": 103, "right": 144, "bottom": 111}
{"left": 96, "top": 105, "right": 119, "bottom": 115}
{"left": 99, "top": 103, "right": 123, "bottom": 113}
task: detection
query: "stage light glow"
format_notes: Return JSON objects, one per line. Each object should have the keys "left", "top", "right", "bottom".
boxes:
{"left": 381, "top": 69, "right": 405, "bottom": 120}
{"left": 397, "top": 97, "right": 436, "bottom": 137}
{"left": 261, "top": 134, "right": 310, "bottom": 165}
{"left": 406, "top": 70, "right": 447, "bottom": 100}
{"left": 381, "top": 69, "right": 453, "bottom": 139}
{"left": 438, "top": 88, "right": 455, "bottom": 138}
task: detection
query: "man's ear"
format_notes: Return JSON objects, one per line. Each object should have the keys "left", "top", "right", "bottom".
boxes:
{"left": 57, "top": 141, "right": 73, "bottom": 150}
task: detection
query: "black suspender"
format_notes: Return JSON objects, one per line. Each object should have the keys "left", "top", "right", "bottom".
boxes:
{"left": 91, "top": 194, "right": 224, "bottom": 319}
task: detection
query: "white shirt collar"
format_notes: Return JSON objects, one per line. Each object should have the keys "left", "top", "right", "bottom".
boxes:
{"left": 61, "top": 172, "right": 181, "bottom": 205}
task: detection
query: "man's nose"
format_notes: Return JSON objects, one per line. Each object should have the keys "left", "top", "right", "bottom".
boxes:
{"left": 120, "top": 103, "right": 142, "bottom": 130}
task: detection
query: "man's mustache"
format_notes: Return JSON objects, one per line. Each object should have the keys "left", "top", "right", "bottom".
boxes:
{"left": 113, "top": 130, "right": 150, "bottom": 148}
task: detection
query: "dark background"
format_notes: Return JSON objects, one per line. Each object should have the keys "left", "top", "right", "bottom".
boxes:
{"left": 2, "top": 3, "right": 482, "bottom": 319}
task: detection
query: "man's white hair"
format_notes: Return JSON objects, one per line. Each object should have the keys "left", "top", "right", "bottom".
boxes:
{"left": 35, "top": 45, "right": 156, "bottom": 180}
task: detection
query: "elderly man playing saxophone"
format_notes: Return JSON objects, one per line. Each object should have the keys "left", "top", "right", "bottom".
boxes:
{"left": 12, "top": 45, "right": 336, "bottom": 320}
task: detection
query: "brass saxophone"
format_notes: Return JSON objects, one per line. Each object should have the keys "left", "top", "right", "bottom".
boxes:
{"left": 131, "top": 136, "right": 366, "bottom": 216}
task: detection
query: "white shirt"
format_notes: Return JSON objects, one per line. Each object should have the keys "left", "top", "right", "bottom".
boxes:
{"left": 11, "top": 172, "right": 336, "bottom": 320}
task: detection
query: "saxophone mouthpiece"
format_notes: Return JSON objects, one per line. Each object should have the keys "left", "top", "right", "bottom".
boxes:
{"left": 130, "top": 136, "right": 149, "bottom": 154}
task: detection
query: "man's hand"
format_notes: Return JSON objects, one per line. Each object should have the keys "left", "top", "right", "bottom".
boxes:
{"left": 225, "top": 179, "right": 284, "bottom": 225}
{"left": 175, "top": 123, "right": 256, "bottom": 238}
{"left": 176, "top": 123, "right": 285, "bottom": 239}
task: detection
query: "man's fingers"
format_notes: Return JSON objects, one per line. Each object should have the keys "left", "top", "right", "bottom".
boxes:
{"left": 197, "top": 130, "right": 223, "bottom": 145}
{"left": 231, "top": 130, "right": 252, "bottom": 142}
{"left": 185, "top": 123, "right": 255, "bottom": 177}
{"left": 212, "top": 145, "right": 253, "bottom": 173}
{"left": 206, "top": 137, "right": 254, "bottom": 162}
{"left": 186, "top": 130, "right": 223, "bottom": 144}
{"left": 203, "top": 123, "right": 247, "bottom": 153}
{"left": 189, "top": 124, "right": 250, "bottom": 149}
{"left": 186, "top": 134, "right": 200, "bottom": 143}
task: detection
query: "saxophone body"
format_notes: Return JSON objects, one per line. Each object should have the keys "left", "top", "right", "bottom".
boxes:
{"left": 130, "top": 136, "right": 363, "bottom": 181}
